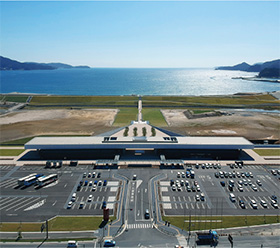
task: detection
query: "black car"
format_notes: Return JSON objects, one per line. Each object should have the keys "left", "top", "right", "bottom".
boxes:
{"left": 195, "top": 164, "right": 199, "bottom": 169}
{"left": 271, "top": 195, "right": 277, "bottom": 202}
{"left": 144, "top": 209, "right": 150, "bottom": 219}
{"left": 215, "top": 172, "right": 219, "bottom": 178}
{"left": 102, "top": 201, "right": 107, "bottom": 209}
{"left": 239, "top": 200, "right": 246, "bottom": 209}
{"left": 220, "top": 181, "right": 225, "bottom": 187}
{"left": 228, "top": 185, "right": 233, "bottom": 191}
{"left": 97, "top": 172, "right": 101, "bottom": 178}
{"left": 170, "top": 180, "right": 174, "bottom": 186}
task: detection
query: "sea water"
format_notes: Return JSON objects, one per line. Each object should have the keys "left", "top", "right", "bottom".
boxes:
{"left": 1, "top": 68, "right": 279, "bottom": 95}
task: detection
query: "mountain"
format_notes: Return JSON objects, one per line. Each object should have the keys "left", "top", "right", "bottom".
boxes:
{"left": 258, "top": 68, "right": 280, "bottom": 78}
{"left": 0, "top": 56, "right": 91, "bottom": 70}
{"left": 0, "top": 56, "right": 56, "bottom": 70}
{"left": 215, "top": 62, "right": 251, "bottom": 71}
{"left": 216, "top": 59, "right": 280, "bottom": 74}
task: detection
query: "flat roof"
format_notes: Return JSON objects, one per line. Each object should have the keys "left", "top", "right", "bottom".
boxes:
{"left": 25, "top": 136, "right": 254, "bottom": 150}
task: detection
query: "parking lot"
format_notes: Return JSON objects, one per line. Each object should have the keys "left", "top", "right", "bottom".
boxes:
{"left": 158, "top": 163, "right": 280, "bottom": 216}
{"left": 0, "top": 165, "right": 121, "bottom": 222}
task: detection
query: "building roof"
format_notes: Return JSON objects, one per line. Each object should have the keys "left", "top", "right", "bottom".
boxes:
{"left": 25, "top": 136, "right": 254, "bottom": 150}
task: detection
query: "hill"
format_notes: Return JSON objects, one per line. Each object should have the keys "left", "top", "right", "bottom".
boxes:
{"left": 216, "top": 59, "right": 280, "bottom": 76}
{"left": 0, "top": 56, "right": 90, "bottom": 70}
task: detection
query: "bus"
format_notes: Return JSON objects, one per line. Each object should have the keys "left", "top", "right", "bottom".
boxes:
{"left": 37, "top": 174, "right": 58, "bottom": 187}
{"left": 23, "top": 174, "right": 44, "bottom": 186}
{"left": 18, "top": 173, "right": 37, "bottom": 186}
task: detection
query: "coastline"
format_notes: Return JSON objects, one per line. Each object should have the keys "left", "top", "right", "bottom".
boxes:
{"left": 232, "top": 76, "right": 280, "bottom": 83}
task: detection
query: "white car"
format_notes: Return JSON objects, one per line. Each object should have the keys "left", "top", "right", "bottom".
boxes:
{"left": 256, "top": 180, "right": 262, "bottom": 186}
{"left": 260, "top": 200, "right": 267, "bottom": 208}
{"left": 271, "top": 200, "right": 279, "bottom": 209}
{"left": 67, "top": 201, "right": 73, "bottom": 209}
{"left": 177, "top": 172, "right": 181, "bottom": 178}
{"left": 250, "top": 200, "right": 258, "bottom": 209}
{"left": 195, "top": 194, "right": 200, "bottom": 201}
{"left": 251, "top": 184, "right": 257, "bottom": 191}
{"left": 92, "top": 185, "right": 97, "bottom": 191}
{"left": 238, "top": 186, "right": 243, "bottom": 192}
{"left": 172, "top": 185, "right": 176, "bottom": 191}
{"left": 133, "top": 174, "right": 137, "bottom": 180}
{"left": 88, "top": 195, "right": 93, "bottom": 202}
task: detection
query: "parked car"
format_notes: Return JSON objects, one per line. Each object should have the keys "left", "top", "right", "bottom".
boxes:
{"left": 271, "top": 200, "right": 278, "bottom": 209}
{"left": 220, "top": 181, "right": 225, "bottom": 187}
{"left": 260, "top": 200, "right": 267, "bottom": 208}
{"left": 67, "top": 201, "right": 73, "bottom": 209}
{"left": 239, "top": 200, "right": 245, "bottom": 209}
{"left": 250, "top": 200, "right": 258, "bottom": 209}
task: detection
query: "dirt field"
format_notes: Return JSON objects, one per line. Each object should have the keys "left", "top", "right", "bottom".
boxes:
{"left": 0, "top": 108, "right": 279, "bottom": 143}
{"left": 161, "top": 109, "right": 280, "bottom": 140}
{"left": 0, "top": 109, "right": 118, "bottom": 142}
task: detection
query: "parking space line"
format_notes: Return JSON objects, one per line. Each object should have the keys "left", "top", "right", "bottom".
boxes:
{"left": 185, "top": 203, "right": 188, "bottom": 209}
{"left": 0, "top": 178, "right": 15, "bottom": 187}
{"left": 94, "top": 203, "right": 97, "bottom": 209}
{"left": 175, "top": 203, "right": 177, "bottom": 209}
{"left": 14, "top": 197, "right": 40, "bottom": 211}
{"left": 0, "top": 197, "right": 16, "bottom": 210}
{"left": 190, "top": 203, "right": 194, "bottom": 209}
{"left": 2, "top": 197, "right": 24, "bottom": 211}
{"left": 6, "top": 197, "right": 34, "bottom": 211}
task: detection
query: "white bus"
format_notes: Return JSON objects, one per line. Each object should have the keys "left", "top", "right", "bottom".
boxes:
{"left": 37, "top": 174, "right": 58, "bottom": 187}
{"left": 18, "top": 173, "right": 37, "bottom": 186}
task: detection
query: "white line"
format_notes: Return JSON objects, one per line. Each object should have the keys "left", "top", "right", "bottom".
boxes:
{"left": 14, "top": 197, "right": 40, "bottom": 211}
{"left": 0, "top": 197, "right": 17, "bottom": 210}
{"left": 4, "top": 198, "right": 26, "bottom": 211}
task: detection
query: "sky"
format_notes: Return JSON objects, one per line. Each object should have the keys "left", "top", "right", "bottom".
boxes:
{"left": 0, "top": 1, "right": 280, "bottom": 68}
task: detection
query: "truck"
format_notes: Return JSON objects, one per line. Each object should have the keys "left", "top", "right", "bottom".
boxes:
{"left": 196, "top": 230, "right": 219, "bottom": 245}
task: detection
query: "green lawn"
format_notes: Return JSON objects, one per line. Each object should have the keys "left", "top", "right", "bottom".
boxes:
{"left": 0, "top": 149, "right": 25, "bottom": 156}
{"left": 0, "top": 95, "right": 29, "bottom": 103}
{"left": 142, "top": 94, "right": 280, "bottom": 109}
{"left": 30, "top": 95, "right": 138, "bottom": 106}
{"left": 254, "top": 149, "right": 280, "bottom": 156}
{"left": 162, "top": 215, "right": 280, "bottom": 231}
{"left": 113, "top": 108, "right": 138, "bottom": 126}
{"left": 0, "top": 216, "right": 116, "bottom": 232}
{"left": 142, "top": 108, "right": 167, "bottom": 126}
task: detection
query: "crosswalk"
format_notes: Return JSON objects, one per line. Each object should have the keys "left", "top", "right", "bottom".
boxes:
{"left": 127, "top": 223, "right": 152, "bottom": 229}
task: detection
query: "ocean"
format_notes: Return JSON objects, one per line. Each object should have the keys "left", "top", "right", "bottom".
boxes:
{"left": 0, "top": 68, "right": 279, "bottom": 96}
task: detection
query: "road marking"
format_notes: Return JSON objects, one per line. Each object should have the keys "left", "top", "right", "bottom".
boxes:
{"left": 52, "top": 200, "right": 57, "bottom": 206}
{"left": 14, "top": 197, "right": 40, "bottom": 211}
{"left": 4, "top": 197, "right": 26, "bottom": 211}
{"left": 64, "top": 183, "right": 67, "bottom": 188}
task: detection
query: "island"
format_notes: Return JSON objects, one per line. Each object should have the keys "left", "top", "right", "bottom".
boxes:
{"left": 0, "top": 56, "right": 91, "bottom": 71}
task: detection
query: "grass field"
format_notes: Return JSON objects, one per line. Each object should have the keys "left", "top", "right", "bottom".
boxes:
{"left": 0, "top": 149, "right": 25, "bottom": 156}
{"left": 29, "top": 95, "right": 138, "bottom": 106}
{"left": 4, "top": 93, "right": 277, "bottom": 110}
{"left": 113, "top": 108, "right": 138, "bottom": 126}
{"left": 0, "top": 216, "right": 116, "bottom": 232}
{"left": 162, "top": 215, "right": 280, "bottom": 232}
{"left": 0, "top": 95, "right": 29, "bottom": 103}
{"left": 142, "top": 108, "right": 167, "bottom": 126}
{"left": 254, "top": 149, "right": 280, "bottom": 156}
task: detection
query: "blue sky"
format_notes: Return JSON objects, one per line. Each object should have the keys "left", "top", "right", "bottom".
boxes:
{"left": 1, "top": 1, "right": 279, "bottom": 67}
